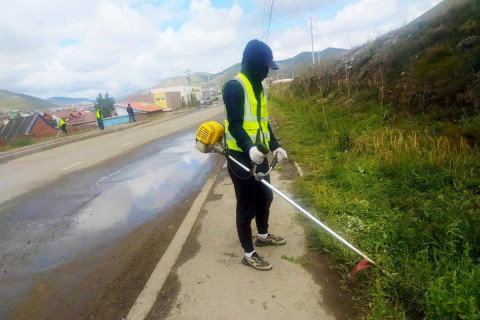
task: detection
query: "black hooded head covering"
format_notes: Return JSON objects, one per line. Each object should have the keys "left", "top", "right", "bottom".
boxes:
{"left": 241, "top": 39, "right": 278, "bottom": 86}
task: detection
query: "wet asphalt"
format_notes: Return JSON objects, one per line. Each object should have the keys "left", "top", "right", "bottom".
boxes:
{"left": 0, "top": 128, "right": 217, "bottom": 317}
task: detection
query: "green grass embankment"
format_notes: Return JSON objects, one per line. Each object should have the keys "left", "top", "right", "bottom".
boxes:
{"left": 270, "top": 86, "right": 480, "bottom": 319}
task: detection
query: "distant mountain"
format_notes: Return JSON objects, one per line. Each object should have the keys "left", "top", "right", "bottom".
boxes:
{"left": 47, "top": 97, "right": 94, "bottom": 105}
{"left": 0, "top": 89, "right": 56, "bottom": 111}
{"left": 151, "top": 47, "right": 347, "bottom": 89}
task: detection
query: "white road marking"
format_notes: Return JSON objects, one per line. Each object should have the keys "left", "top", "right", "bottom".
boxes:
{"left": 121, "top": 142, "right": 131, "bottom": 147}
{"left": 150, "top": 131, "right": 158, "bottom": 135}
{"left": 61, "top": 161, "right": 82, "bottom": 171}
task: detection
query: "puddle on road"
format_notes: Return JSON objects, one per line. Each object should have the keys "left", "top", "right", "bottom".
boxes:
{"left": 0, "top": 129, "right": 217, "bottom": 316}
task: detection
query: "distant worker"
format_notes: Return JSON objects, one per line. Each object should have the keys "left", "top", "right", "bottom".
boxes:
{"left": 59, "top": 118, "right": 67, "bottom": 135}
{"left": 127, "top": 103, "right": 136, "bottom": 123}
{"left": 96, "top": 108, "right": 104, "bottom": 130}
{"left": 223, "top": 39, "right": 288, "bottom": 271}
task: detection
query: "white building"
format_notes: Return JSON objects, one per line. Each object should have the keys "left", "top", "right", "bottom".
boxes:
{"left": 151, "top": 86, "right": 202, "bottom": 106}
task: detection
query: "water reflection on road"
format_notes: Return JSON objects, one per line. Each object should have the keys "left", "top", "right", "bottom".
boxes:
{"left": 0, "top": 129, "right": 216, "bottom": 316}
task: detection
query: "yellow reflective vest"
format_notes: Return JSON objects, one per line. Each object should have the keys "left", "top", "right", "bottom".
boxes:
{"left": 96, "top": 109, "right": 101, "bottom": 119}
{"left": 59, "top": 119, "right": 66, "bottom": 126}
{"left": 224, "top": 73, "right": 270, "bottom": 152}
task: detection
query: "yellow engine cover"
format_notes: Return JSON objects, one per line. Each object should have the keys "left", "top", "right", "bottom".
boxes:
{"left": 196, "top": 121, "right": 224, "bottom": 145}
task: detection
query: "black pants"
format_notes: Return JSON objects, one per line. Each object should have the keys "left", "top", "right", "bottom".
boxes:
{"left": 60, "top": 124, "right": 67, "bottom": 134}
{"left": 97, "top": 118, "right": 104, "bottom": 130}
{"left": 128, "top": 114, "right": 136, "bottom": 122}
{"left": 227, "top": 151, "right": 273, "bottom": 253}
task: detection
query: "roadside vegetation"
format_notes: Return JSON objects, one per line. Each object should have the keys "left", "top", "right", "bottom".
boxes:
{"left": 0, "top": 129, "right": 90, "bottom": 152}
{"left": 269, "top": 1, "right": 480, "bottom": 318}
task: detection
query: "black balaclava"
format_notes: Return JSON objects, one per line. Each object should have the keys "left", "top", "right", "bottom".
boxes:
{"left": 240, "top": 40, "right": 275, "bottom": 90}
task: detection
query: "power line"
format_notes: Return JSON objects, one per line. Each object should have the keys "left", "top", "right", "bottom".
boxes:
{"left": 266, "top": 0, "right": 274, "bottom": 42}
{"left": 309, "top": 17, "right": 315, "bottom": 65}
{"left": 251, "top": 0, "right": 291, "bottom": 40}
{"left": 294, "top": 0, "right": 305, "bottom": 21}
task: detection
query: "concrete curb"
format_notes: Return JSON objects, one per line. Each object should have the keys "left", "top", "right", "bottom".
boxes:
{"left": 126, "top": 161, "right": 224, "bottom": 320}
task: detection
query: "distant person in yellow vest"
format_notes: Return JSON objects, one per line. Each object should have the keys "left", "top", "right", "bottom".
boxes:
{"left": 223, "top": 39, "right": 288, "bottom": 271}
{"left": 96, "top": 108, "right": 104, "bottom": 130}
{"left": 59, "top": 118, "right": 67, "bottom": 134}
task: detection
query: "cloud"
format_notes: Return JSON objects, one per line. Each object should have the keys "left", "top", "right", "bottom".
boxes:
{"left": 0, "top": 0, "right": 442, "bottom": 99}
{"left": 0, "top": 0, "right": 244, "bottom": 99}
{"left": 270, "top": 0, "right": 443, "bottom": 61}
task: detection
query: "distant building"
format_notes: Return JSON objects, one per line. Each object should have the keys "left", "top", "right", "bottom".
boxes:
{"left": 124, "top": 93, "right": 155, "bottom": 104}
{"left": 0, "top": 113, "right": 8, "bottom": 125}
{"left": 114, "top": 102, "right": 164, "bottom": 116}
{"left": 7, "top": 112, "right": 20, "bottom": 120}
{"left": 0, "top": 114, "right": 57, "bottom": 141}
{"left": 52, "top": 111, "right": 96, "bottom": 125}
{"left": 151, "top": 91, "right": 182, "bottom": 110}
{"left": 151, "top": 86, "right": 202, "bottom": 106}
{"left": 271, "top": 78, "right": 294, "bottom": 85}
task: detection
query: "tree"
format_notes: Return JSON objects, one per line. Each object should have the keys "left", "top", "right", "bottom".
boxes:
{"left": 188, "top": 93, "right": 199, "bottom": 106}
{"left": 94, "top": 92, "right": 115, "bottom": 117}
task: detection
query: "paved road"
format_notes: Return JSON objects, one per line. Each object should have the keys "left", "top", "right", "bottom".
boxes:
{"left": 0, "top": 105, "right": 224, "bottom": 319}
{"left": 0, "top": 104, "right": 358, "bottom": 319}
{"left": 0, "top": 105, "right": 223, "bottom": 206}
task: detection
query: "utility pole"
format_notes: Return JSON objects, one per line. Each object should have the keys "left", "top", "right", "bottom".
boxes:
{"left": 185, "top": 69, "right": 193, "bottom": 86}
{"left": 309, "top": 17, "right": 315, "bottom": 65}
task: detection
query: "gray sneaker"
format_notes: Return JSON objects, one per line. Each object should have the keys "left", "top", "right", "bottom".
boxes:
{"left": 242, "top": 252, "right": 272, "bottom": 271}
{"left": 255, "top": 234, "right": 286, "bottom": 247}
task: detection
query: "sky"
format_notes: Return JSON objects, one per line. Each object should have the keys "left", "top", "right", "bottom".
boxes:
{"left": 0, "top": 0, "right": 442, "bottom": 100}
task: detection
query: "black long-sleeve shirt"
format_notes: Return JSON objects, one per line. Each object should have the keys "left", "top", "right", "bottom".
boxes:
{"left": 223, "top": 80, "right": 280, "bottom": 158}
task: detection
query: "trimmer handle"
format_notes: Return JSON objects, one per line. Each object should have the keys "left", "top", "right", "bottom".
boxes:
{"left": 256, "top": 142, "right": 269, "bottom": 155}
{"left": 270, "top": 155, "right": 278, "bottom": 170}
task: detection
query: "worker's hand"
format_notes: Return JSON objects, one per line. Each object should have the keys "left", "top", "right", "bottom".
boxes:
{"left": 249, "top": 146, "right": 266, "bottom": 164}
{"left": 273, "top": 147, "right": 288, "bottom": 161}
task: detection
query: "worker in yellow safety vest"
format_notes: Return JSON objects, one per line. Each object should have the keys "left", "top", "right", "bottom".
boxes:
{"left": 223, "top": 39, "right": 288, "bottom": 271}
{"left": 96, "top": 108, "right": 104, "bottom": 130}
{"left": 59, "top": 118, "right": 67, "bottom": 134}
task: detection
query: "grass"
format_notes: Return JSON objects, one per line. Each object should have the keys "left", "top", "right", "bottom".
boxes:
{"left": 0, "top": 136, "right": 55, "bottom": 152}
{"left": 269, "top": 83, "right": 480, "bottom": 319}
{"left": 281, "top": 255, "right": 309, "bottom": 266}
{"left": 0, "top": 128, "right": 95, "bottom": 152}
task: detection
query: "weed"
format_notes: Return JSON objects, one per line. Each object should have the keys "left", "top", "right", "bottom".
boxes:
{"left": 281, "top": 255, "right": 309, "bottom": 266}
{"left": 269, "top": 84, "right": 480, "bottom": 319}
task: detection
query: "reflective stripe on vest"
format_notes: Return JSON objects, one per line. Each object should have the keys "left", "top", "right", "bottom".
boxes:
{"left": 224, "top": 73, "right": 270, "bottom": 152}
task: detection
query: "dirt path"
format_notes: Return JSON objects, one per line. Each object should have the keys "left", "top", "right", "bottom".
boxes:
{"left": 146, "top": 160, "right": 361, "bottom": 319}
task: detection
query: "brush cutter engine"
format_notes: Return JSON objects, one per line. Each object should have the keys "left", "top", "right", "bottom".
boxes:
{"left": 195, "top": 121, "right": 226, "bottom": 154}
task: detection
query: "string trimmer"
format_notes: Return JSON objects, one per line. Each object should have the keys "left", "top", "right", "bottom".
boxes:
{"left": 195, "top": 121, "right": 376, "bottom": 276}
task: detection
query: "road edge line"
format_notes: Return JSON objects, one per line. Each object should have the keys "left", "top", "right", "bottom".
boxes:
{"left": 126, "top": 161, "right": 224, "bottom": 320}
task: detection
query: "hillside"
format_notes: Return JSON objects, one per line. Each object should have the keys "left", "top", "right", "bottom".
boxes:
{"left": 47, "top": 97, "right": 94, "bottom": 105}
{"left": 152, "top": 47, "right": 347, "bottom": 89}
{"left": 269, "top": 0, "right": 480, "bottom": 319}
{"left": 0, "top": 89, "right": 56, "bottom": 111}
{"left": 316, "top": 0, "right": 479, "bottom": 118}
